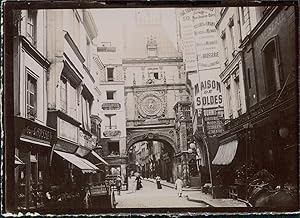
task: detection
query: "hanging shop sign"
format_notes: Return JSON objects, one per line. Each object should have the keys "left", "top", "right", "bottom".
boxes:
{"left": 103, "top": 130, "right": 121, "bottom": 138}
{"left": 79, "top": 130, "right": 97, "bottom": 149}
{"left": 16, "top": 117, "right": 56, "bottom": 144}
{"left": 195, "top": 77, "right": 223, "bottom": 108}
{"left": 102, "top": 103, "right": 121, "bottom": 110}
{"left": 204, "top": 108, "right": 224, "bottom": 137}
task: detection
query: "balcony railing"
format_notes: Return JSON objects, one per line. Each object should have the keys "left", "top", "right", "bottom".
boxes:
{"left": 105, "top": 125, "right": 117, "bottom": 130}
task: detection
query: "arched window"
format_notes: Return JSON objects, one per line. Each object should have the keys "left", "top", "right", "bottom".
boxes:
{"left": 262, "top": 37, "right": 281, "bottom": 95}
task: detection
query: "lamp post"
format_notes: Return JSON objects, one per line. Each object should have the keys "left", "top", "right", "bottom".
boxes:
{"left": 188, "top": 141, "right": 202, "bottom": 188}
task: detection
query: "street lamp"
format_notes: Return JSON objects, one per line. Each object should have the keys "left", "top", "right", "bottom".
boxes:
{"left": 188, "top": 141, "right": 202, "bottom": 188}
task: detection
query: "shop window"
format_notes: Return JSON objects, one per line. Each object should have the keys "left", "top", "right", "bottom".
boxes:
{"left": 262, "top": 38, "right": 281, "bottom": 95}
{"left": 106, "top": 91, "right": 116, "bottom": 100}
{"left": 108, "top": 141, "right": 120, "bottom": 156}
{"left": 107, "top": 68, "right": 114, "bottom": 81}
{"left": 60, "top": 76, "right": 67, "bottom": 113}
{"left": 27, "top": 10, "right": 37, "bottom": 46}
{"left": 26, "top": 74, "right": 37, "bottom": 119}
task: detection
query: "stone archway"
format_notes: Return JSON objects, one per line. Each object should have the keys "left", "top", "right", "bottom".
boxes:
{"left": 126, "top": 129, "right": 176, "bottom": 154}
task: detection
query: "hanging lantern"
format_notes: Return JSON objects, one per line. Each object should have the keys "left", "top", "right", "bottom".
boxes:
{"left": 279, "top": 127, "right": 289, "bottom": 138}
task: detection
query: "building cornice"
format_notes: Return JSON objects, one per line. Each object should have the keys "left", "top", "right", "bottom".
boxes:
{"left": 122, "top": 57, "right": 183, "bottom": 64}
{"left": 63, "top": 52, "right": 84, "bottom": 86}
{"left": 240, "top": 6, "right": 280, "bottom": 49}
{"left": 219, "top": 51, "right": 241, "bottom": 81}
{"left": 125, "top": 83, "right": 186, "bottom": 91}
{"left": 99, "top": 81, "right": 125, "bottom": 85}
{"left": 20, "top": 36, "right": 51, "bottom": 69}
{"left": 64, "top": 31, "right": 85, "bottom": 63}
{"left": 215, "top": 7, "right": 229, "bottom": 28}
{"left": 82, "top": 9, "right": 98, "bottom": 40}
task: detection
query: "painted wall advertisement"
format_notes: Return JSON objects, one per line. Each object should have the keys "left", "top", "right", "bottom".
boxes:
{"left": 179, "top": 8, "right": 223, "bottom": 110}
{"left": 178, "top": 8, "right": 224, "bottom": 137}
{"left": 178, "top": 9, "right": 197, "bottom": 72}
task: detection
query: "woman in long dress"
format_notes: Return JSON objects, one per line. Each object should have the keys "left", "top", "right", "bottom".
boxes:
{"left": 135, "top": 175, "right": 142, "bottom": 190}
{"left": 155, "top": 175, "right": 162, "bottom": 189}
{"left": 175, "top": 177, "right": 183, "bottom": 197}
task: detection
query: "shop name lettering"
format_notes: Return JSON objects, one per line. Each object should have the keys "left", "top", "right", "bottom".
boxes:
{"left": 180, "top": 8, "right": 214, "bottom": 17}
{"left": 196, "top": 80, "right": 222, "bottom": 106}
{"left": 254, "top": 11, "right": 286, "bottom": 48}
{"left": 24, "top": 126, "right": 53, "bottom": 141}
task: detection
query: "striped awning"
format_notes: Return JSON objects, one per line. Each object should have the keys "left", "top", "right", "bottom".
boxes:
{"left": 54, "top": 150, "right": 99, "bottom": 174}
{"left": 212, "top": 140, "right": 238, "bottom": 165}
{"left": 91, "top": 151, "right": 109, "bottom": 166}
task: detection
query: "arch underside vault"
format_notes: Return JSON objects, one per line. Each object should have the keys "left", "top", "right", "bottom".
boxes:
{"left": 126, "top": 127, "right": 176, "bottom": 153}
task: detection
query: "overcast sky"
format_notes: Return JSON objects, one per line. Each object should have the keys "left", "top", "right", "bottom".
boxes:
{"left": 91, "top": 8, "right": 178, "bottom": 54}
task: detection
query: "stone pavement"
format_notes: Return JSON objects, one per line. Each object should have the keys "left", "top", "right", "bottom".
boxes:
{"left": 115, "top": 177, "right": 209, "bottom": 208}
{"left": 145, "top": 178, "right": 248, "bottom": 207}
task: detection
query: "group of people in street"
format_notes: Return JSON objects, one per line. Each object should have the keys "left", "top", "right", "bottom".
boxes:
{"left": 118, "top": 172, "right": 184, "bottom": 197}
{"left": 155, "top": 175, "right": 183, "bottom": 197}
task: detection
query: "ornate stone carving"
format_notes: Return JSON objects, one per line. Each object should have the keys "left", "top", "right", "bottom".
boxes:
{"left": 103, "top": 130, "right": 121, "bottom": 137}
{"left": 136, "top": 91, "right": 166, "bottom": 119}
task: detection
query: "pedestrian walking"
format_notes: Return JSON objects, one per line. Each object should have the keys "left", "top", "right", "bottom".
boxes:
{"left": 116, "top": 176, "right": 122, "bottom": 195}
{"left": 175, "top": 177, "right": 183, "bottom": 197}
{"left": 135, "top": 175, "right": 143, "bottom": 190}
{"left": 155, "top": 175, "right": 162, "bottom": 189}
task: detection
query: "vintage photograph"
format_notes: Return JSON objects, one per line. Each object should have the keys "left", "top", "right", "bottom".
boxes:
{"left": 3, "top": 1, "right": 299, "bottom": 215}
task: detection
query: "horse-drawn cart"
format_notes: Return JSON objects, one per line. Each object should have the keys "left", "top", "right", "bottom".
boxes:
{"left": 88, "top": 182, "right": 117, "bottom": 209}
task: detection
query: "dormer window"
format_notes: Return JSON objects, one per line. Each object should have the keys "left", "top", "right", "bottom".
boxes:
{"left": 147, "top": 36, "right": 157, "bottom": 57}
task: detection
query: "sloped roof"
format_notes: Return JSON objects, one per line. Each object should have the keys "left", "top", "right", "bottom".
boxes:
{"left": 124, "top": 24, "right": 180, "bottom": 59}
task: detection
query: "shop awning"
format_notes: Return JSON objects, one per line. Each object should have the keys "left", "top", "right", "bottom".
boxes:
{"left": 91, "top": 151, "right": 109, "bottom": 166}
{"left": 15, "top": 155, "right": 24, "bottom": 165}
{"left": 54, "top": 150, "right": 99, "bottom": 174}
{"left": 20, "top": 137, "right": 51, "bottom": 148}
{"left": 212, "top": 140, "right": 238, "bottom": 165}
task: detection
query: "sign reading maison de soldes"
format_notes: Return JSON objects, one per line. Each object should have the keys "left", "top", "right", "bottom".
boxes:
{"left": 179, "top": 8, "right": 223, "bottom": 110}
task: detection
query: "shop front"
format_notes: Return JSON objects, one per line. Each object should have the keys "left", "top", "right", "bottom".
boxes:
{"left": 14, "top": 116, "right": 56, "bottom": 210}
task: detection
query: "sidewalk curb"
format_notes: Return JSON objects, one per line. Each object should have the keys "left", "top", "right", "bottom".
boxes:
{"left": 186, "top": 196, "right": 214, "bottom": 207}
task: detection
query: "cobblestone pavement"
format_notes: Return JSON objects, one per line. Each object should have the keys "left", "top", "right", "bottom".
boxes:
{"left": 115, "top": 177, "right": 209, "bottom": 208}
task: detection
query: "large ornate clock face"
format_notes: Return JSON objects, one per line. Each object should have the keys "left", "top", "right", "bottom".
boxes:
{"left": 137, "top": 92, "right": 166, "bottom": 119}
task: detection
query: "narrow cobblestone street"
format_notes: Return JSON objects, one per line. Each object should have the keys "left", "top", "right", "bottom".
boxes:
{"left": 115, "top": 178, "right": 209, "bottom": 208}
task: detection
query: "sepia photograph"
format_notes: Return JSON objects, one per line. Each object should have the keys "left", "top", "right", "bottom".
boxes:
{"left": 2, "top": 0, "right": 299, "bottom": 215}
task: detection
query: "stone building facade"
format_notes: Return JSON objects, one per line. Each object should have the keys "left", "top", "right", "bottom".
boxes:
{"left": 123, "top": 13, "right": 190, "bottom": 184}
{"left": 97, "top": 42, "right": 127, "bottom": 180}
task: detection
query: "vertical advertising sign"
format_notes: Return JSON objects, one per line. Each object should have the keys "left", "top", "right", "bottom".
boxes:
{"left": 178, "top": 8, "right": 224, "bottom": 137}
{"left": 192, "top": 8, "right": 223, "bottom": 110}
{"left": 178, "top": 9, "right": 198, "bottom": 73}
